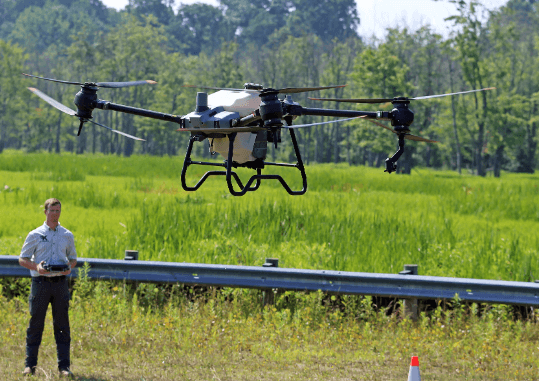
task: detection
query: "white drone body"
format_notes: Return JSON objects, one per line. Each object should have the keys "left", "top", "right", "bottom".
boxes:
{"left": 182, "top": 90, "right": 265, "bottom": 163}
{"left": 207, "top": 90, "right": 261, "bottom": 117}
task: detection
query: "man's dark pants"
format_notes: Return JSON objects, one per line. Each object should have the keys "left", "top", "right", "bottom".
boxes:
{"left": 26, "top": 276, "right": 71, "bottom": 370}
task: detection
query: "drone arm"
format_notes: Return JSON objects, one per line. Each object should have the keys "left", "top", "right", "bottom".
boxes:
{"left": 296, "top": 107, "right": 381, "bottom": 119}
{"left": 232, "top": 111, "right": 262, "bottom": 127}
{"left": 297, "top": 105, "right": 407, "bottom": 173}
{"left": 385, "top": 134, "right": 406, "bottom": 174}
{"left": 95, "top": 100, "right": 184, "bottom": 124}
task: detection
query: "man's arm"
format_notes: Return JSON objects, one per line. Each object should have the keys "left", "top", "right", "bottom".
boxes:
{"left": 19, "top": 257, "right": 50, "bottom": 275}
{"left": 62, "top": 232, "right": 78, "bottom": 275}
{"left": 59, "top": 258, "right": 77, "bottom": 276}
{"left": 20, "top": 231, "right": 50, "bottom": 276}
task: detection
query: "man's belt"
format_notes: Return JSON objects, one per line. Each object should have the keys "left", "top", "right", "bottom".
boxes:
{"left": 35, "top": 276, "right": 66, "bottom": 282}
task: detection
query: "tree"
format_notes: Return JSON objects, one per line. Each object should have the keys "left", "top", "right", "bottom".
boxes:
{"left": 220, "top": 0, "right": 289, "bottom": 46}
{"left": 287, "top": 0, "right": 360, "bottom": 42}
{"left": 8, "top": 0, "right": 110, "bottom": 69}
{"left": 487, "top": 1, "right": 539, "bottom": 174}
{"left": 126, "top": 0, "right": 174, "bottom": 26}
{"left": 319, "top": 39, "right": 361, "bottom": 165}
{"left": 0, "top": 40, "right": 30, "bottom": 153}
{"left": 145, "top": 52, "right": 193, "bottom": 155}
{"left": 404, "top": 26, "right": 445, "bottom": 172}
{"left": 348, "top": 30, "right": 413, "bottom": 169}
{"left": 220, "top": 0, "right": 359, "bottom": 47}
{"left": 66, "top": 28, "right": 103, "bottom": 154}
{"left": 97, "top": 14, "right": 168, "bottom": 156}
{"left": 167, "top": 3, "right": 232, "bottom": 55}
{"left": 483, "top": 6, "right": 536, "bottom": 175}
{"left": 446, "top": 0, "right": 493, "bottom": 176}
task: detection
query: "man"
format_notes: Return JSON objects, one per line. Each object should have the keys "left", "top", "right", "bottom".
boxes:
{"left": 19, "top": 198, "right": 77, "bottom": 378}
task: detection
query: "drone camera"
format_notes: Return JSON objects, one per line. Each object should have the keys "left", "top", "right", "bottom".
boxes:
{"left": 384, "top": 159, "right": 398, "bottom": 174}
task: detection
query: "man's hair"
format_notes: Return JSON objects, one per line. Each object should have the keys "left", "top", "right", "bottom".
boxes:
{"left": 44, "top": 198, "right": 61, "bottom": 211}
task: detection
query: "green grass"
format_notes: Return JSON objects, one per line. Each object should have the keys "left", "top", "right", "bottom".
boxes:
{"left": 2, "top": 150, "right": 539, "bottom": 380}
{"left": 1, "top": 276, "right": 538, "bottom": 380}
{"left": 1, "top": 150, "right": 538, "bottom": 281}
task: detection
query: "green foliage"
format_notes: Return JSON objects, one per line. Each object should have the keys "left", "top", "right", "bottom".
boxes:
{"left": 2, "top": 151, "right": 539, "bottom": 283}
{"left": 0, "top": 277, "right": 30, "bottom": 299}
{"left": 288, "top": 0, "right": 359, "bottom": 42}
{"left": 0, "top": 40, "right": 30, "bottom": 153}
{"left": 2, "top": 277, "right": 539, "bottom": 379}
{"left": 349, "top": 32, "right": 413, "bottom": 156}
{"left": 126, "top": 0, "right": 174, "bottom": 26}
{"left": 73, "top": 261, "right": 93, "bottom": 300}
{"left": 0, "top": 0, "right": 539, "bottom": 174}
{"left": 169, "top": 3, "right": 234, "bottom": 55}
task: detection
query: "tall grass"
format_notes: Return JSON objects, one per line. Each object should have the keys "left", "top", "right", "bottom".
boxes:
{"left": 1, "top": 151, "right": 538, "bottom": 281}
{"left": 2, "top": 276, "right": 539, "bottom": 380}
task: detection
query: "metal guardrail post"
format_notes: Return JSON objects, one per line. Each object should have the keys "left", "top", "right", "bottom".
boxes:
{"left": 124, "top": 250, "right": 139, "bottom": 260}
{"left": 400, "top": 264, "right": 419, "bottom": 321}
{"left": 262, "top": 258, "right": 279, "bottom": 306}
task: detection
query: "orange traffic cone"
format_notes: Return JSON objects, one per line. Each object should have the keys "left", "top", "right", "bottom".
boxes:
{"left": 408, "top": 356, "right": 421, "bottom": 381}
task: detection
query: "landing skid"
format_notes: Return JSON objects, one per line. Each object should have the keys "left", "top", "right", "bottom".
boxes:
{"left": 181, "top": 129, "right": 307, "bottom": 196}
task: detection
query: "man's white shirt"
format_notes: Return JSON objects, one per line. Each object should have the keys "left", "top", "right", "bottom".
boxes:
{"left": 20, "top": 222, "right": 77, "bottom": 277}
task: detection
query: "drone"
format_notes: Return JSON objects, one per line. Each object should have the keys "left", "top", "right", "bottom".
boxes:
{"left": 23, "top": 73, "right": 495, "bottom": 196}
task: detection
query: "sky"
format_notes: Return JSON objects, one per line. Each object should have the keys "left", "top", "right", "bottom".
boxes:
{"left": 100, "top": 0, "right": 510, "bottom": 40}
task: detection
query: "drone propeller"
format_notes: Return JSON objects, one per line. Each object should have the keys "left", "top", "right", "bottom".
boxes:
{"left": 27, "top": 87, "right": 145, "bottom": 141}
{"left": 287, "top": 115, "right": 437, "bottom": 142}
{"left": 309, "top": 87, "right": 496, "bottom": 104}
{"left": 23, "top": 73, "right": 157, "bottom": 89}
{"left": 89, "top": 119, "right": 145, "bottom": 140}
{"left": 283, "top": 116, "right": 361, "bottom": 129}
{"left": 28, "top": 87, "right": 77, "bottom": 116}
{"left": 183, "top": 84, "right": 346, "bottom": 94}
{"left": 359, "top": 116, "right": 437, "bottom": 143}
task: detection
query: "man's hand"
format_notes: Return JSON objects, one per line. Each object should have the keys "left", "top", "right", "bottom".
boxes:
{"left": 36, "top": 261, "right": 50, "bottom": 275}
{"left": 61, "top": 259, "right": 76, "bottom": 276}
{"left": 19, "top": 257, "right": 50, "bottom": 275}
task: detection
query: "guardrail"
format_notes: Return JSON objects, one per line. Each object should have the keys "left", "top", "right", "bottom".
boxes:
{"left": 2, "top": 254, "right": 539, "bottom": 308}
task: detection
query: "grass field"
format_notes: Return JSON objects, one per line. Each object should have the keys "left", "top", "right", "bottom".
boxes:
{"left": 1, "top": 274, "right": 539, "bottom": 380}
{"left": 1, "top": 151, "right": 539, "bottom": 380}
{"left": 1, "top": 150, "right": 538, "bottom": 281}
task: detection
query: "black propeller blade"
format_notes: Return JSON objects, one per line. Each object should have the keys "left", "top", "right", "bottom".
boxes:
{"left": 359, "top": 116, "right": 437, "bottom": 143}
{"left": 309, "top": 87, "right": 496, "bottom": 104}
{"left": 27, "top": 87, "right": 145, "bottom": 141}
{"left": 88, "top": 119, "right": 145, "bottom": 141}
{"left": 28, "top": 87, "right": 77, "bottom": 116}
{"left": 277, "top": 85, "right": 347, "bottom": 94}
{"left": 282, "top": 115, "right": 436, "bottom": 142}
{"left": 183, "top": 84, "right": 346, "bottom": 94}
{"left": 284, "top": 116, "right": 361, "bottom": 129}
{"left": 23, "top": 73, "right": 157, "bottom": 88}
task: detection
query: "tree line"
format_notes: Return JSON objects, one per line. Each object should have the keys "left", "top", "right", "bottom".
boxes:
{"left": 0, "top": 0, "right": 538, "bottom": 176}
